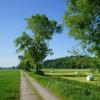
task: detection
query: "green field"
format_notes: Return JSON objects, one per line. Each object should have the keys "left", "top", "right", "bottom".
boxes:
{"left": 0, "top": 69, "right": 100, "bottom": 100}
{"left": 28, "top": 68, "right": 100, "bottom": 100}
{"left": 43, "top": 68, "right": 100, "bottom": 86}
{"left": 28, "top": 69, "right": 100, "bottom": 100}
{"left": 0, "top": 70, "right": 20, "bottom": 100}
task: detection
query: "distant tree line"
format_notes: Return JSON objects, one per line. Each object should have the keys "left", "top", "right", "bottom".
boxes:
{"left": 43, "top": 56, "right": 95, "bottom": 69}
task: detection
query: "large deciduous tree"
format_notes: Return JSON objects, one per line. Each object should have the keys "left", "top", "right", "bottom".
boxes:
{"left": 64, "top": 0, "right": 100, "bottom": 58}
{"left": 26, "top": 14, "right": 62, "bottom": 40}
{"left": 15, "top": 14, "right": 62, "bottom": 73}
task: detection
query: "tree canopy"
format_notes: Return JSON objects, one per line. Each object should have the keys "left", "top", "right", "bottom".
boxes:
{"left": 26, "top": 14, "right": 62, "bottom": 40}
{"left": 15, "top": 14, "right": 62, "bottom": 73}
{"left": 43, "top": 56, "right": 94, "bottom": 69}
{"left": 64, "top": 0, "right": 100, "bottom": 58}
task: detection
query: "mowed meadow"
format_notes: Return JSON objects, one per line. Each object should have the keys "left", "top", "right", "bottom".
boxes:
{"left": 28, "top": 69, "right": 100, "bottom": 100}
{"left": 0, "top": 70, "right": 20, "bottom": 100}
{"left": 43, "top": 69, "right": 100, "bottom": 86}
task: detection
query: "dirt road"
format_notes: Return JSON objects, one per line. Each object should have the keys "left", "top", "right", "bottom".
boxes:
{"left": 20, "top": 72, "right": 42, "bottom": 100}
{"left": 20, "top": 71, "right": 58, "bottom": 100}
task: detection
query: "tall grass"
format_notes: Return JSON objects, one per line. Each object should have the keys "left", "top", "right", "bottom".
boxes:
{"left": 28, "top": 72, "right": 100, "bottom": 100}
{"left": 0, "top": 69, "right": 20, "bottom": 100}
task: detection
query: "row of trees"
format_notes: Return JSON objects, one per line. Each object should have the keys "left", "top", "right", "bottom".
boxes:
{"left": 15, "top": 14, "right": 62, "bottom": 73}
{"left": 43, "top": 56, "right": 95, "bottom": 69}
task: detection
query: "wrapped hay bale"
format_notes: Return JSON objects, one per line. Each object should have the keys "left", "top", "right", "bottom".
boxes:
{"left": 86, "top": 75, "right": 94, "bottom": 81}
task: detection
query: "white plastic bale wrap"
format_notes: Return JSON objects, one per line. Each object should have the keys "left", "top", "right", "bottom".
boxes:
{"left": 86, "top": 75, "right": 94, "bottom": 81}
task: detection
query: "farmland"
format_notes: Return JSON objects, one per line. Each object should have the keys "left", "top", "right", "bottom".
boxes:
{"left": 43, "top": 68, "right": 100, "bottom": 86}
{"left": 0, "top": 70, "right": 20, "bottom": 100}
{"left": 28, "top": 68, "right": 100, "bottom": 100}
{"left": 0, "top": 69, "right": 100, "bottom": 100}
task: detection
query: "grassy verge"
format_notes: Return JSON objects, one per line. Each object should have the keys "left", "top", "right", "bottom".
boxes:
{"left": 0, "top": 69, "right": 20, "bottom": 100}
{"left": 28, "top": 71, "right": 100, "bottom": 100}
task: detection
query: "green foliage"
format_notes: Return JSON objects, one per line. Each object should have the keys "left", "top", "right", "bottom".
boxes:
{"left": 64, "top": 0, "right": 100, "bottom": 58}
{"left": 43, "top": 56, "right": 94, "bottom": 69}
{"left": 0, "top": 70, "right": 20, "bottom": 100}
{"left": 18, "top": 60, "right": 32, "bottom": 71}
{"left": 15, "top": 32, "right": 52, "bottom": 72}
{"left": 15, "top": 14, "right": 62, "bottom": 72}
{"left": 28, "top": 72, "right": 100, "bottom": 100}
{"left": 14, "top": 32, "right": 32, "bottom": 53}
{"left": 26, "top": 14, "right": 63, "bottom": 40}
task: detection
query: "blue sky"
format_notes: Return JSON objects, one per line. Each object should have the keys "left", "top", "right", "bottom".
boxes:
{"left": 0, "top": 0, "right": 77, "bottom": 67}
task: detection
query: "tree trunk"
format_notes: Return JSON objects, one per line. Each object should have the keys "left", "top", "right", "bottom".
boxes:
{"left": 34, "top": 64, "right": 44, "bottom": 75}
